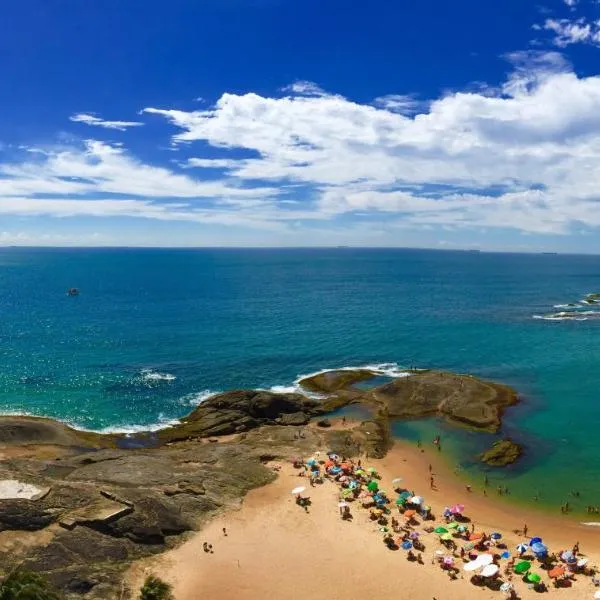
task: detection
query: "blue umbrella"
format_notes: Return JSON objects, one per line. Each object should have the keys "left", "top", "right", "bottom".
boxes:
{"left": 330, "top": 466, "right": 342, "bottom": 474}
{"left": 561, "top": 550, "right": 574, "bottom": 562}
{"left": 531, "top": 542, "right": 547, "bottom": 555}
{"left": 529, "top": 537, "right": 542, "bottom": 546}
{"left": 306, "top": 459, "right": 317, "bottom": 466}
{"left": 501, "top": 551, "right": 511, "bottom": 559}
{"left": 516, "top": 543, "right": 528, "bottom": 554}
{"left": 401, "top": 540, "right": 413, "bottom": 550}
{"left": 491, "top": 532, "right": 502, "bottom": 540}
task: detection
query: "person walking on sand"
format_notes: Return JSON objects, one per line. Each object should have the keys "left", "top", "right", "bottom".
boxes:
{"left": 430, "top": 476, "right": 435, "bottom": 489}
{"left": 428, "top": 464, "right": 432, "bottom": 473}
{"left": 523, "top": 524, "right": 528, "bottom": 537}
{"left": 466, "top": 484, "right": 472, "bottom": 493}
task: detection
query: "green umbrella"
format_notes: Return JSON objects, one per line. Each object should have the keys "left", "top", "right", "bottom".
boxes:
{"left": 367, "top": 480, "right": 379, "bottom": 492}
{"left": 514, "top": 561, "right": 531, "bottom": 574}
{"left": 457, "top": 525, "right": 468, "bottom": 533}
{"left": 400, "top": 491, "right": 412, "bottom": 499}
{"left": 368, "top": 467, "right": 377, "bottom": 473}
{"left": 395, "top": 497, "right": 406, "bottom": 505}
{"left": 434, "top": 527, "right": 448, "bottom": 534}
{"left": 341, "top": 488, "right": 353, "bottom": 498}
{"left": 447, "top": 522, "right": 459, "bottom": 530}
{"left": 440, "top": 533, "right": 453, "bottom": 541}
{"left": 527, "top": 573, "right": 541, "bottom": 583}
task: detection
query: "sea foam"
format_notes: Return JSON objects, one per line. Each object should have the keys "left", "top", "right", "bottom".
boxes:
{"left": 139, "top": 369, "right": 177, "bottom": 382}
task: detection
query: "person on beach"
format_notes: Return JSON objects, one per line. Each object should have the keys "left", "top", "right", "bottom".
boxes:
{"left": 523, "top": 523, "right": 528, "bottom": 537}
{"left": 573, "top": 541, "right": 580, "bottom": 555}
{"left": 428, "top": 464, "right": 432, "bottom": 473}
{"left": 430, "top": 476, "right": 435, "bottom": 489}
{"left": 466, "top": 484, "right": 472, "bottom": 493}
{"left": 484, "top": 474, "right": 489, "bottom": 487}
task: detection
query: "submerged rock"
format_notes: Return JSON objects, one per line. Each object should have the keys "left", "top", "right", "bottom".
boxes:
{"left": 479, "top": 439, "right": 523, "bottom": 466}
{"left": 299, "top": 369, "right": 376, "bottom": 393}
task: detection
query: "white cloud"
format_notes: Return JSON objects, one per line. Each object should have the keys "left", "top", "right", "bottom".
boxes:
{"left": 564, "top": 0, "right": 578, "bottom": 6}
{"left": 372, "top": 94, "right": 425, "bottom": 115}
{"left": 69, "top": 113, "right": 144, "bottom": 131}
{"left": 281, "top": 80, "right": 327, "bottom": 96}
{"left": 140, "top": 64, "right": 600, "bottom": 236}
{"left": 541, "top": 18, "right": 600, "bottom": 47}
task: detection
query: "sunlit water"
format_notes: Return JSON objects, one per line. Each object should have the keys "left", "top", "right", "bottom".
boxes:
{"left": 1, "top": 247, "right": 599, "bottom": 512}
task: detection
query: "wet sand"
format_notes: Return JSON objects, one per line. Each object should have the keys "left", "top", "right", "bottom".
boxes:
{"left": 128, "top": 427, "right": 600, "bottom": 600}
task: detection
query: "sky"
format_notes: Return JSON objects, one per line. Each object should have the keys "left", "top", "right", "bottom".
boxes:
{"left": 3, "top": 0, "right": 600, "bottom": 250}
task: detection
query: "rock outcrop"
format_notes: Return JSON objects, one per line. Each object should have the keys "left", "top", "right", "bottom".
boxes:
{"left": 479, "top": 439, "right": 523, "bottom": 467}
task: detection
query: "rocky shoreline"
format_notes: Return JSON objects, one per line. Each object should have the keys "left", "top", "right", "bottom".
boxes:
{"left": 0, "top": 369, "right": 519, "bottom": 599}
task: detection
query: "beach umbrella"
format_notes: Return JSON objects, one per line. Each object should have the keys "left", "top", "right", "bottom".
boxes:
{"left": 514, "top": 560, "right": 531, "bottom": 574}
{"left": 577, "top": 558, "right": 588, "bottom": 568}
{"left": 341, "top": 488, "right": 353, "bottom": 498}
{"left": 447, "top": 522, "right": 459, "bottom": 530}
{"left": 501, "top": 551, "right": 511, "bottom": 559}
{"left": 450, "top": 504, "right": 465, "bottom": 514}
{"left": 529, "top": 537, "right": 543, "bottom": 546}
{"left": 548, "top": 566, "right": 565, "bottom": 579}
{"left": 441, "top": 533, "right": 453, "bottom": 541}
{"left": 338, "top": 501, "right": 348, "bottom": 508}
{"left": 434, "top": 526, "right": 448, "bottom": 534}
{"left": 443, "top": 556, "right": 455, "bottom": 566}
{"left": 349, "top": 480, "right": 359, "bottom": 490}
{"left": 531, "top": 542, "right": 548, "bottom": 555}
{"left": 291, "top": 486, "right": 305, "bottom": 495}
{"left": 561, "top": 550, "right": 575, "bottom": 562}
{"left": 409, "top": 496, "right": 423, "bottom": 505}
{"left": 469, "top": 532, "right": 484, "bottom": 541}
{"left": 457, "top": 525, "right": 468, "bottom": 533}
{"left": 464, "top": 560, "right": 482, "bottom": 572}
{"left": 401, "top": 540, "right": 413, "bottom": 550}
{"left": 395, "top": 497, "right": 406, "bottom": 506}
{"left": 330, "top": 466, "right": 342, "bottom": 474}
{"left": 392, "top": 477, "right": 403, "bottom": 485}
{"left": 306, "top": 458, "right": 317, "bottom": 466}
{"left": 404, "top": 509, "right": 417, "bottom": 518}
{"left": 399, "top": 491, "right": 412, "bottom": 500}
{"left": 477, "top": 554, "right": 494, "bottom": 566}
{"left": 500, "top": 583, "right": 513, "bottom": 593}
{"left": 368, "top": 467, "right": 377, "bottom": 474}
{"left": 491, "top": 532, "right": 502, "bottom": 540}
{"left": 594, "top": 592, "right": 600, "bottom": 600}
{"left": 409, "top": 531, "right": 420, "bottom": 539}
{"left": 355, "top": 469, "right": 366, "bottom": 476}
{"left": 516, "top": 543, "right": 528, "bottom": 555}
{"left": 463, "top": 542, "right": 476, "bottom": 551}
{"left": 527, "top": 573, "right": 541, "bottom": 584}
{"left": 481, "top": 564, "right": 499, "bottom": 578}
{"left": 367, "top": 480, "right": 379, "bottom": 492}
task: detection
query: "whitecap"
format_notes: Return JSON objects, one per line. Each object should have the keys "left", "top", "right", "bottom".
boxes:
{"left": 295, "top": 362, "right": 413, "bottom": 386}
{"left": 140, "top": 369, "right": 177, "bottom": 382}
{"left": 180, "top": 389, "right": 218, "bottom": 406}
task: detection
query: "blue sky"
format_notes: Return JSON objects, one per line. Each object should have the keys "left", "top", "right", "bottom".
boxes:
{"left": 3, "top": 0, "right": 600, "bottom": 250}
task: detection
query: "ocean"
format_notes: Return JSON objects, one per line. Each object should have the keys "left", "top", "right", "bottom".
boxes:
{"left": 1, "top": 247, "right": 599, "bottom": 511}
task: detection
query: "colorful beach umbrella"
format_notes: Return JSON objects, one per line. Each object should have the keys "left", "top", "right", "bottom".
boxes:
{"left": 514, "top": 560, "right": 531, "bottom": 574}
{"left": 401, "top": 540, "right": 412, "bottom": 550}
{"left": 490, "top": 532, "right": 502, "bottom": 540}
{"left": 527, "top": 573, "right": 541, "bottom": 584}
{"left": 463, "top": 542, "right": 476, "bottom": 551}
{"left": 440, "top": 533, "right": 453, "bottom": 541}
{"left": 548, "top": 566, "right": 565, "bottom": 579}
{"left": 529, "top": 537, "right": 543, "bottom": 546}
{"left": 561, "top": 550, "right": 575, "bottom": 562}
{"left": 443, "top": 556, "right": 455, "bottom": 566}
{"left": 500, "top": 583, "right": 513, "bottom": 593}
{"left": 501, "top": 551, "right": 511, "bottom": 559}
{"left": 463, "top": 561, "right": 482, "bottom": 572}
{"left": 434, "top": 526, "right": 448, "bottom": 534}
{"left": 469, "top": 532, "right": 484, "bottom": 541}
{"left": 395, "top": 497, "right": 406, "bottom": 505}
{"left": 516, "top": 543, "right": 528, "bottom": 554}
{"left": 457, "top": 525, "right": 468, "bottom": 533}
{"left": 404, "top": 509, "right": 417, "bottom": 518}
{"left": 341, "top": 488, "right": 353, "bottom": 498}
{"left": 368, "top": 467, "right": 377, "bottom": 474}
{"left": 399, "top": 491, "right": 412, "bottom": 499}
{"left": 477, "top": 554, "right": 493, "bottom": 566}
{"left": 409, "top": 495, "right": 423, "bottom": 505}
{"left": 447, "top": 522, "right": 459, "bottom": 530}
{"left": 450, "top": 504, "right": 465, "bottom": 514}
{"left": 531, "top": 542, "right": 547, "bottom": 555}
{"left": 577, "top": 558, "right": 588, "bottom": 567}
{"left": 367, "top": 480, "right": 379, "bottom": 492}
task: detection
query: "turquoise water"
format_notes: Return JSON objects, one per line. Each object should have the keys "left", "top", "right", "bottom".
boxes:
{"left": 1, "top": 247, "right": 599, "bottom": 510}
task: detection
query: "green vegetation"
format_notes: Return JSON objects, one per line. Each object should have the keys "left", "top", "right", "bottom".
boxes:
{"left": 138, "top": 576, "right": 174, "bottom": 600}
{"left": 0, "top": 570, "right": 64, "bottom": 600}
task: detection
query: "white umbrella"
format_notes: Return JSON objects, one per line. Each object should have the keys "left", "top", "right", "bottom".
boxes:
{"left": 464, "top": 561, "right": 482, "bottom": 572}
{"left": 477, "top": 554, "right": 494, "bottom": 566}
{"left": 500, "top": 582, "right": 513, "bottom": 593}
{"left": 338, "top": 501, "right": 348, "bottom": 508}
{"left": 409, "top": 496, "right": 423, "bottom": 505}
{"left": 577, "top": 558, "right": 588, "bottom": 567}
{"left": 481, "top": 564, "right": 499, "bottom": 577}
{"left": 594, "top": 592, "right": 600, "bottom": 600}
{"left": 291, "top": 486, "right": 305, "bottom": 495}
{"left": 392, "top": 477, "right": 403, "bottom": 485}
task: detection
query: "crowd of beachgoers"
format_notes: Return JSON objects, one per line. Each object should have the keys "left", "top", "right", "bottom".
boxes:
{"left": 291, "top": 451, "right": 600, "bottom": 599}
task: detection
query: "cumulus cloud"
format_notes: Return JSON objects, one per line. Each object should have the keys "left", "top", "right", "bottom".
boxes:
{"left": 9, "top": 56, "right": 600, "bottom": 240}
{"left": 281, "top": 80, "right": 327, "bottom": 96}
{"left": 140, "top": 61, "right": 600, "bottom": 235}
{"left": 69, "top": 113, "right": 144, "bottom": 131}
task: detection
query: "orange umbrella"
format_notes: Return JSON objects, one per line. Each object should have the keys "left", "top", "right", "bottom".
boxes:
{"left": 548, "top": 566, "right": 565, "bottom": 579}
{"left": 469, "top": 532, "right": 484, "bottom": 541}
{"left": 325, "top": 460, "right": 334, "bottom": 469}
{"left": 404, "top": 510, "right": 417, "bottom": 518}
{"left": 340, "top": 463, "right": 351, "bottom": 471}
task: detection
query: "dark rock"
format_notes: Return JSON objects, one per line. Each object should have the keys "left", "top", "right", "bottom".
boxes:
{"left": 278, "top": 412, "right": 310, "bottom": 426}
{"left": 299, "top": 369, "right": 376, "bottom": 393}
{"left": 479, "top": 439, "right": 523, "bottom": 467}
{"left": 0, "top": 500, "right": 58, "bottom": 531}
{"left": 317, "top": 418, "right": 331, "bottom": 428}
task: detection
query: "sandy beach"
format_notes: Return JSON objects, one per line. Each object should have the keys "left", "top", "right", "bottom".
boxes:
{"left": 127, "top": 421, "right": 600, "bottom": 600}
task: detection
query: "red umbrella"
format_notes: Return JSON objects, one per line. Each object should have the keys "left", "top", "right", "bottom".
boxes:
{"left": 469, "top": 532, "right": 484, "bottom": 541}
{"left": 548, "top": 566, "right": 566, "bottom": 579}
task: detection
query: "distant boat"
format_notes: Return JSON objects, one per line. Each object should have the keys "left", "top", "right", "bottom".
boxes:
{"left": 67, "top": 288, "right": 79, "bottom": 297}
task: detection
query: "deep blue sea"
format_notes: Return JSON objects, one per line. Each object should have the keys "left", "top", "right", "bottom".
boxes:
{"left": 1, "top": 247, "right": 599, "bottom": 510}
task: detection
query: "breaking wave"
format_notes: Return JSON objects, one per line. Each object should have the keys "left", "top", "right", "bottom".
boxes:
{"left": 139, "top": 369, "right": 177, "bottom": 382}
